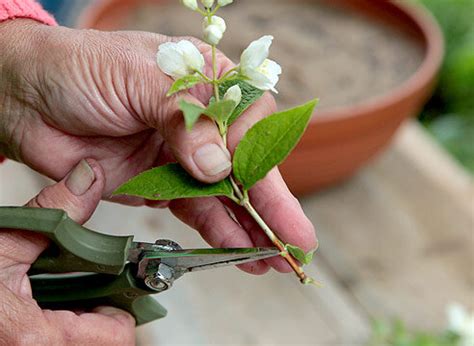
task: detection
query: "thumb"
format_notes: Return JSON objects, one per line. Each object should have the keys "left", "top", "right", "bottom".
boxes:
{"left": 129, "top": 36, "right": 232, "bottom": 183}
{"left": 147, "top": 89, "right": 232, "bottom": 184}
{"left": 0, "top": 159, "right": 105, "bottom": 268}
{"left": 26, "top": 159, "right": 105, "bottom": 225}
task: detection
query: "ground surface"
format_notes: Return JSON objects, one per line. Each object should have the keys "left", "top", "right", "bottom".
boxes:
{"left": 1, "top": 120, "right": 472, "bottom": 345}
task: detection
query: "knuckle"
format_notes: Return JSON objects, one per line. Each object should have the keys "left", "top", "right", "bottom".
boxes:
{"left": 194, "top": 201, "right": 221, "bottom": 232}
{"left": 35, "top": 185, "right": 68, "bottom": 207}
{"left": 219, "top": 225, "right": 243, "bottom": 249}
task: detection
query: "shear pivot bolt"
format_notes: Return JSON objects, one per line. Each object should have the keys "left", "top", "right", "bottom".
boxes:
{"left": 145, "top": 276, "right": 169, "bottom": 291}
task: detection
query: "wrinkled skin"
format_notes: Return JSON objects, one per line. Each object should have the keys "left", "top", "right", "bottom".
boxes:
{"left": 0, "top": 19, "right": 317, "bottom": 342}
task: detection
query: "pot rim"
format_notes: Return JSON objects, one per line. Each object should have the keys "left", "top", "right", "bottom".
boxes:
{"left": 77, "top": 0, "right": 444, "bottom": 125}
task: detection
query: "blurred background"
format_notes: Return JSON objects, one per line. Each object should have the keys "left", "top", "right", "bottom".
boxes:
{"left": 1, "top": 0, "right": 473, "bottom": 345}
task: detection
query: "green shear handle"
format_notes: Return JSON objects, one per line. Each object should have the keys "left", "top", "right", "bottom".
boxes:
{"left": 0, "top": 206, "right": 167, "bottom": 325}
{"left": 0, "top": 207, "right": 130, "bottom": 274}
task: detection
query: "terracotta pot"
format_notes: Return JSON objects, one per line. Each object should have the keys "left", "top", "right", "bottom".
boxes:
{"left": 78, "top": 0, "right": 444, "bottom": 196}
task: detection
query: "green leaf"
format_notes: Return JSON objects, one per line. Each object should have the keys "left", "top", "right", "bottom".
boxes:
{"left": 285, "top": 244, "right": 316, "bottom": 265}
{"left": 167, "top": 74, "right": 203, "bottom": 96}
{"left": 219, "top": 79, "right": 264, "bottom": 125}
{"left": 114, "top": 163, "right": 233, "bottom": 200}
{"left": 233, "top": 99, "right": 318, "bottom": 190}
{"left": 179, "top": 100, "right": 206, "bottom": 131}
{"left": 204, "top": 99, "right": 236, "bottom": 123}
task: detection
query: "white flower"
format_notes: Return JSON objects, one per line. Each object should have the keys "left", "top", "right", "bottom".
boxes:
{"left": 202, "top": 15, "right": 226, "bottom": 33}
{"left": 204, "top": 25, "right": 224, "bottom": 45}
{"left": 239, "top": 35, "right": 282, "bottom": 93}
{"left": 447, "top": 303, "right": 474, "bottom": 346}
{"left": 218, "top": 0, "right": 233, "bottom": 6}
{"left": 182, "top": 0, "right": 198, "bottom": 11}
{"left": 156, "top": 40, "right": 205, "bottom": 79}
{"left": 201, "top": 0, "right": 214, "bottom": 8}
{"left": 223, "top": 85, "right": 242, "bottom": 105}
{"left": 202, "top": 16, "right": 226, "bottom": 46}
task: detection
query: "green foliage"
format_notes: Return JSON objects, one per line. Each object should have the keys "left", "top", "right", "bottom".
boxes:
{"left": 219, "top": 79, "right": 264, "bottom": 125}
{"left": 233, "top": 99, "right": 318, "bottom": 190}
{"left": 179, "top": 100, "right": 206, "bottom": 130}
{"left": 205, "top": 99, "right": 236, "bottom": 124}
{"left": 368, "top": 319, "right": 460, "bottom": 346}
{"left": 114, "top": 163, "right": 233, "bottom": 200}
{"left": 285, "top": 244, "right": 316, "bottom": 265}
{"left": 428, "top": 115, "right": 474, "bottom": 171}
{"left": 167, "top": 75, "right": 203, "bottom": 96}
{"left": 418, "top": 0, "right": 474, "bottom": 172}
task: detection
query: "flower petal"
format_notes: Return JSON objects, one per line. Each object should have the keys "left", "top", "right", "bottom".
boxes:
{"left": 203, "top": 15, "right": 226, "bottom": 33}
{"left": 240, "top": 35, "right": 273, "bottom": 71}
{"left": 223, "top": 85, "right": 242, "bottom": 105}
{"left": 182, "top": 0, "right": 198, "bottom": 10}
{"left": 260, "top": 59, "right": 282, "bottom": 86}
{"left": 157, "top": 42, "right": 188, "bottom": 79}
{"left": 218, "top": 0, "right": 233, "bottom": 6}
{"left": 244, "top": 58, "right": 282, "bottom": 93}
{"left": 177, "top": 40, "right": 205, "bottom": 73}
{"left": 245, "top": 68, "right": 275, "bottom": 92}
{"left": 204, "top": 24, "right": 224, "bottom": 45}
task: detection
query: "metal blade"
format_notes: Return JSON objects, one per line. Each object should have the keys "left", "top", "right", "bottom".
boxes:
{"left": 134, "top": 245, "right": 280, "bottom": 272}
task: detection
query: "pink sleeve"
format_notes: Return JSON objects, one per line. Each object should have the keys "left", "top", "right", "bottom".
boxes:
{"left": 0, "top": 0, "right": 57, "bottom": 26}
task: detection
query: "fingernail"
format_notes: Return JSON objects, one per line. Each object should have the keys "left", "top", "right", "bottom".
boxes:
{"left": 94, "top": 306, "right": 128, "bottom": 317}
{"left": 193, "top": 143, "right": 232, "bottom": 176}
{"left": 65, "top": 159, "right": 95, "bottom": 196}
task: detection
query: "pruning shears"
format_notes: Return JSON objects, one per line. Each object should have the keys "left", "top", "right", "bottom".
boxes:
{"left": 0, "top": 207, "right": 279, "bottom": 325}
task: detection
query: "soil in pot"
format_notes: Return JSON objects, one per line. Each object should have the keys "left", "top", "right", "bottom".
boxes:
{"left": 126, "top": 0, "right": 425, "bottom": 111}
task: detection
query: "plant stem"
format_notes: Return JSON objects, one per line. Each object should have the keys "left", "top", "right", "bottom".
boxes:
{"left": 212, "top": 45, "right": 220, "bottom": 102}
{"left": 211, "top": 44, "right": 227, "bottom": 144}
{"left": 218, "top": 67, "right": 239, "bottom": 82}
{"left": 209, "top": 33, "right": 308, "bottom": 284}
{"left": 210, "top": 5, "right": 221, "bottom": 16}
{"left": 196, "top": 70, "right": 213, "bottom": 83}
{"left": 241, "top": 198, "right": 308, "bottom": 283}
{"left": 229, "top": 176, "right": 244, "bottom": 201}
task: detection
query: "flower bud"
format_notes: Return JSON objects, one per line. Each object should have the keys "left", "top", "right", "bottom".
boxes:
{"left": 203, "top": 24, "right": 223, "bottom": 45}
{"left": 202, "top": 15, "right": 226, "bottom": 33}
{"left": 218, "top": 0, "right": 233, "bottom": 6}
{"left": 223, "top": 85, "right": 242, "bottom": 105}
{"left": 182, "top": 0, "right": 198, "bottom": 11}
{"left": 201, "top": 0, "right": 214, "bottom": 8}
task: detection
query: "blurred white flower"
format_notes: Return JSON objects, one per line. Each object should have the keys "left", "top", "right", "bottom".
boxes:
{"left": 156, "top": 40, "right": 205, "bottom": 79}
{"left": 218, "top": 0, "right": 233, "bottom": 6}
{"left": 223, "top": 85, "right": 242, "bottom": 105}
{"left": 447, "top": 303, "right": 474, "bottom": 346}
{"left": 201, "top": 0, "right": 214, "bottom": 8}
{"left": 204, "top": 25, "right": 224, "bottom": 45}
{"left": 202, "top": 16, "right": 226, "bottom": 45}
{"left": 182, "top": 0, "right": 198, "bottom": 11}
{"left": 203, "top": 15, "right": 226, "bottom": 33}
{"left": 239, "top": 36, "right": 282, "bottom": 93}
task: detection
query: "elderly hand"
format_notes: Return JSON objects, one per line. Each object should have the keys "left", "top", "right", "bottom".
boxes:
{"left": 0, "top": 159, "right": 136, "bottom": 345}
{"left": 0, "top": 19, "right": 317, "bottom": 274}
